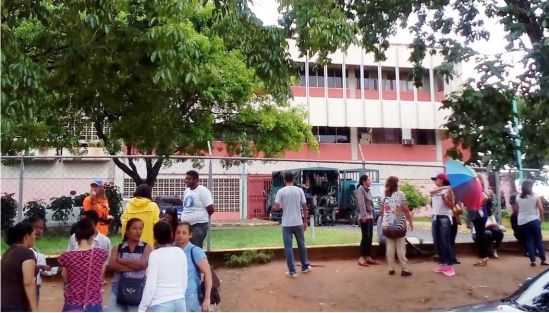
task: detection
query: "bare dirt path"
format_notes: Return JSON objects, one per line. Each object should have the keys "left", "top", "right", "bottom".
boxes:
{"left": 38, "top": 254, "right": 546, "bottom": 312}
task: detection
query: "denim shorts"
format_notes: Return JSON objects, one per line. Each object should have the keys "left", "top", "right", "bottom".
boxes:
{"left": 147, "top": 298, "right": 185, "bottom": 312}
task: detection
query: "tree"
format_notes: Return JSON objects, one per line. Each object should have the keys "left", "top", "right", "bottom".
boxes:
{"left": 2, "top": 0, "right": 317, "bottom": 186}
{"left": 278, "top": 0, "right": 548, "bottom": 168}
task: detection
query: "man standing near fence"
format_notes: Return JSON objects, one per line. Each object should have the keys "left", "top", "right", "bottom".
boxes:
{"left": 273, "top": 171, "right": 311, "bottom": 278}
{"left": 180, "top": 170, "right": 215, "bottom": 248}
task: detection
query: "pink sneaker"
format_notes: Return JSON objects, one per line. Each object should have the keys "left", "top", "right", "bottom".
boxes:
{"left": 433, "top": 265, "right": 445, "bottom": 273}
{"left": 441, "top": 266, "right": 456, "bottom": 277}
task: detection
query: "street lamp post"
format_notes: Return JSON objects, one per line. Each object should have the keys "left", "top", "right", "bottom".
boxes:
{"left": 512, "top": 97, "right": 524, "bottom": 181}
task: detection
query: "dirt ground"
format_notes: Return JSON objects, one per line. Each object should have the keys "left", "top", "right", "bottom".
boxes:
{"left": 38, "top": 253, "right": 547, "bottom": 312}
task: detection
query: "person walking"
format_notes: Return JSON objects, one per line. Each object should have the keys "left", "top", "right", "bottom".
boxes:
{"left": 83, "top": 179, "right": 112, "bottom": 236}
{"left": 27, "top": 216, "right": 53, "bottom": 307}
{"left": 138, "top": 222, "right": 187, "bottom": 312}
{"left": 1, "top": 221, "right": 37, "bottom": 312}
{"left": 380, "top": 176, "right": 413, "bottom": 277}
{"left": 356, "top": 174, "right": 378, "bottom": 267}
{"left": 107, "top": 218, "right": 152, "bottom": 312}
{"left": 58, "top": 219, "right": 109, "bottom": 312}
{"left": 514, "top": 179, "right": 548, "bottom": 267}
{"left": 430, "top": 173, "right": 456, "bottom": 277}
{"left": 180, "top": 170, "right": 215, "bottom": 248}
{"left": 121, "top": 184, "right": 160, "bottom": 246}
{"left": 174, "top": 222, "right": 213, "bottom": 312}
{"left": 273, "top": 171, "right": 312, "bottom": 278}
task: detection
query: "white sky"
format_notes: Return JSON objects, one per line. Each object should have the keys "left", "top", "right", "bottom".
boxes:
{"left": 250, "top": 0, "right": 526, "bottom": 84}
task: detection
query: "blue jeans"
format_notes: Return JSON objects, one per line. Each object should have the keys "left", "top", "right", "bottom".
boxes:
{"left": 519, "top": 219, "right": 546, "bottom": 263}
{"left": 190, "top": 222, "right": 209, "bottom": 248}
{"left": 432, "top": 216, "right": 454, "bottom": 266}
{"left": 107, "top": 292, "right": 138, "bottom": 312}
{"left": 147, "top": 299, "right": 185, "bottom": 312}
{"left": 282, "top": 226, "right": 310, "bottom": 274}
{"left": 63, "top": 304, "right": 103, "bottom": 312}
{"left": 185, "top": 292, "right": 201, "bottom": 312}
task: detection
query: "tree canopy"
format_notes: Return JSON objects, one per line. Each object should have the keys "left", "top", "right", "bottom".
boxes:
{"left": 2, "top": 0, "right": 316, "bottom": 185}
{"left": 279, "top": 0, "right": 548, "bottom": 169}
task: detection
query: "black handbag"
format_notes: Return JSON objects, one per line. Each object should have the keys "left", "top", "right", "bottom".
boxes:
{"left": 116, "top": 245, "right": 146, "bottom": 306}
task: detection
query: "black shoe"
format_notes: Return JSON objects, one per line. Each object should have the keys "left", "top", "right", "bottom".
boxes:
{"left": 530, "top": 262, "right": 536, "bottom": 267}
{"left": 389, "top": 270, "right": 395, "bottom": 275}
{"left": 453, "top": 259, "right": 461, "bottom": 265}
{"left": 401, "top": 271, "right": 412, "bottom": 277}
{"left": 541, "top": 262, "right": 549, "bottom": 266}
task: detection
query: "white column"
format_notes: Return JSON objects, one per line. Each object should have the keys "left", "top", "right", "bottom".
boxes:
{"left": 429, "top": 54, "right": 437, "bottom": 128}
{"left": 350, "top": 127, "right": 358, "bottom": 160}
{"left": 377, "top": 63, "right": 383, "bottom": 126}
{"left": 324, "top": 64, "right": 329, "bottom": 125}
{"left": 305, "top": 54, "right": 310, "bottom": 124}
{"left": 342, "top": 53, "right": 348, "bottom": 126}
{"left": 435, "top": 130, "right": 443, "bottom": 162}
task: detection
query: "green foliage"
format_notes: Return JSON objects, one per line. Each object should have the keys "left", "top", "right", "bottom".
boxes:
{"left": 23, "top": 200, "right": 47, "bottom": 223}
{"left": 104, "top": 183, "right": 124, "bottom": 234}
{"left": 400, "top": 181, "right": 428, "bottom": 210}
{"left": 46, "top": 196, "right": 75, "bottom": 225}
{"left": 224, "top": 250, "right": 274, "bottom": 267}
{"left": 1, "top": 193, "right": 18, "bottom": 232}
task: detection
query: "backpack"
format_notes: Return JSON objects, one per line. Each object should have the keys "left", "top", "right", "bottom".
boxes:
{"left": 190, "top": 246, "right": 221, "bottom": 305}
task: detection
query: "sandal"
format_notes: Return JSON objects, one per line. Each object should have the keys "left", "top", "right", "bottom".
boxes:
{"left": 473, "top": 258, "right": 488, "bottom": 267}
{"left": 366, "top": 259, "right": 379, "bottom": 265}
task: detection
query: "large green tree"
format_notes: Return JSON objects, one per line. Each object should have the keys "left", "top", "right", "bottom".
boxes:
{"left": 278, "top": 0, "right": 548, "bottom": 169}
{"left": 2, "top": 0, "right": 316, "bottom": 186}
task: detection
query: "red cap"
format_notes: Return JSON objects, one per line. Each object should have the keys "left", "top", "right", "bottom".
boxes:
{"left": 431, "top": 173, "right": 449, "bottom": 181}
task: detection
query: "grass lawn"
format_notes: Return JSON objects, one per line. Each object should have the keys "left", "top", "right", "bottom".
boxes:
{"left": 1, "top": 234, "right": 123, "bottom": 256}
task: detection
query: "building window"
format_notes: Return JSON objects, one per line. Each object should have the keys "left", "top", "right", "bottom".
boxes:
{"left": 418, "top": 72, "right": 431, "bottom": 92}
{"left": 308, "top": 64, "right": 325, "bottom": 88}
{"left": 412, "top": 129, "right": 436, "bottom": 145}
{"left": 327, "top": 67, "right": 343, "bottom": 88}
{"left": 313, "top": 126, "right": 350, "bottom": 143}
{"left": 355, "top": 69, "right": 378, "bottom": 90}
{"left": 399, "top": 71, "right": 415, "bottom": 91}
{"left": 383, "top": 71, "right": 396, "bottom": 91}
{"left": 371, "top": 128, "right": 402, "bottom": 144}
{"left": 436, "top": 78, "right": 444, "bottom": 92}
{"left": 298, "top": 63, "right": 306, "bottom": 87}
{"left": 123, "top": 177, "right": 240, "bottom": 213}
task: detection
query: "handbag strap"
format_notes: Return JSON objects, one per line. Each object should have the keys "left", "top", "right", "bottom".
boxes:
{"left": 82, "top": 248, "right": 94, "bottom": 309}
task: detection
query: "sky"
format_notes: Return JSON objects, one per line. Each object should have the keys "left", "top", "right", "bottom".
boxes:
{"left": 250, "top": 0, "right": 527, "bottom": 84}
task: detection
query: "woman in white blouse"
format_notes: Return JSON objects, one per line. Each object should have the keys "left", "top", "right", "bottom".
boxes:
{"left": 138, "top": 222, "right": 187, "bottom": 312}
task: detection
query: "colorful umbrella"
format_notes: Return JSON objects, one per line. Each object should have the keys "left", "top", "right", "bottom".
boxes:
{"left": 445, "top": 159, "right": 484, "bottom": 210}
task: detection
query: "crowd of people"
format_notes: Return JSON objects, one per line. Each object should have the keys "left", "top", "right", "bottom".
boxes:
{"left": 1, "top": 170, "right": 215, "bottom": 312}
{"left": 1, "top": 168, "right": 547, "bottom": 312}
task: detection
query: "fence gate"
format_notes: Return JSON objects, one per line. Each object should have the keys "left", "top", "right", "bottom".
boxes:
{"left": 247, "top": 175, "right": 271, "bottom": 219}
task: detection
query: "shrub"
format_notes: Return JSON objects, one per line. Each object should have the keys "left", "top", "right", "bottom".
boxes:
{"left": 104, "top": 183, "right": 123, "bottom": 234}
{"left": 47, "top": 196, "right": 75, "bottom": 224}
{"left": 400, "top": 181, "right": 429, "bottom": 210}
{"left": 224, "top": 250, "right": 274, "bottom": 267}
{"left": 23, "top": 200, "right": 47, "bottom": 223}
{"left": 1, "top": 193, "right": 18, "bottom": 232}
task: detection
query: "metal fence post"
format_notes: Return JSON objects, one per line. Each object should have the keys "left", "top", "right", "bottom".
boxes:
{"left": 206, "top": 142, "right": 213, "bottom": 253}
{"left": 494, "top": 172, "right": 502, "bottom": 223}
{"left": 17, "top": 158, "right": 24, "bottom": 222}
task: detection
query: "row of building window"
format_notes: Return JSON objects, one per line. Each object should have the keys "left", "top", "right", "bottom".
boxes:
{"left": 312, "top": 127, "right": 436, "bottom": 145}
{"left": 298, "top": 64, "right": 444, "bottom": 92}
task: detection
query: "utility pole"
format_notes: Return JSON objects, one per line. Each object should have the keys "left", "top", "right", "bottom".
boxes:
{"left": 512, "top": 97, "right": 524, "bottom": 181}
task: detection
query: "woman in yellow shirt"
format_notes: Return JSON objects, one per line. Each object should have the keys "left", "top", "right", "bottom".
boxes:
{"left": 121, "top": 184, "right": 160, "bottom": 246}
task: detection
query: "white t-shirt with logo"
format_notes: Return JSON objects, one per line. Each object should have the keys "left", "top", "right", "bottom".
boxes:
{"left": 274, "top": 186, "right": 306, "bottom": 227}
{"left": 180, "top": 185, "right": 214, "bottom": 225}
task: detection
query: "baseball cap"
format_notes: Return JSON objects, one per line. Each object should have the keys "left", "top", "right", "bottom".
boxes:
{"left": 90, "top": 179, "right": 104, "bottom": 187}
{"left": 431, "top": 173, "right": 449, "bottom": 181}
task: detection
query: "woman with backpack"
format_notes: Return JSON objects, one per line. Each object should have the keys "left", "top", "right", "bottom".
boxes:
{"left": 174, "top": 222, "right": 213, "bottom": 312}
{"left": 107, "top": 218, "right": 152, "bottom": 312}
{"left": 380, "top": 176, "right": 414, "bottom": 277}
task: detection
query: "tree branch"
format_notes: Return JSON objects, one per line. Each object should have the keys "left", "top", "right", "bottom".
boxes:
{"left": 504, "top": 0, "right": 543, "bottom": 45}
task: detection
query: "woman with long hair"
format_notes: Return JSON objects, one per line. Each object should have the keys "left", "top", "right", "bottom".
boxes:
{"left": 514, "top": 179, "right": 547, "bottom": 266}
{"left": 356, "top": 174, "right": 378, "bottom": 266}
{"left": 107, "top": 218, "right": 152, "bottom": 312}
{"left": 83, "top": 179, "right": 112, "bottom": 236}
{"left": 58, "top": 219, "right": 108, "bottom": 311}
{"left": 159, "top": 207, "right": 179, "bottom": 242}
{"left": 380, "top": 176, "right": 414, "bottom": 277}
{"left": 121, "top": 184, "right": 160, "bottom": 246}
{"left": 1, "top": 221, "right": 37, "bottom": 312}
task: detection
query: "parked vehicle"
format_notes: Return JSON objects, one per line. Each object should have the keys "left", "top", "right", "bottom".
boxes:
{"left": 154, "top": 195, "right": 184, "bottom": 219}
{"left": 445, "top": 269, "right": 548, "bottom": 311}
{"left": 265, "top": 167, "right": 380, "bottom": 225}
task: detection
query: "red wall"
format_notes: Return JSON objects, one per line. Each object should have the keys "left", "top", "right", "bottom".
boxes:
{"left": 383, "top": 91, "right": 397, "bottom": 100}
{"left": 418, "top": 91, "right": 431, "bottom": 101}
{"left": 310, "top": 87, "right": 325, "bottom": 97}
{"left": 284, "top": 143, "right": 352, "bottom": 160}
{"left": 361, "top": 144, "right": 437, "bottom": 162}
{"left": 211, "top": 212, "right": 240, "bottom": 221}
{"left": 441, "top": 139, "right": 471, "bottom": 162}
{"left": 290, "top": 86, "right": 306, "bottom": 97}
{"left": 400, "top": 91, "right": 414, "bottom": 101}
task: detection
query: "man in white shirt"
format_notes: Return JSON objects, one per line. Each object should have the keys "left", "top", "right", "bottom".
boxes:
{"left": 180, "top": 170, "right": 215, "bottom": 248}
{"left": 273, "top": 171, "right": 311, "bottom": 278}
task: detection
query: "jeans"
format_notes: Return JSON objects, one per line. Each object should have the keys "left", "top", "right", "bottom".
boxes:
{"left": 450, "top": 220, "right": 458, "bottom": 262}
{"left": 471, "top": 211, "right": 488, "bottom": 258}
{"left": 519, "top": 219, "right": 546, "bottom": 263}
{"left": 386, "top": 237, "right": 408, "bottom": 271}
{"left": 432, "top": 216, "right": 454, "bottom": 266}
{"left": 359, "top": 219, "right": 374, "bottom": 257}
{"left": 486, "top": 229, "right": 504, "bottom": 250}
{"left": 185, "top": 292, "right": 201, "bottom": 312}
{"left": 107, "top": 292, "right": 138, "bottom": 312}
{"left": 147, "top": 299, "right": 185, "bottom": 312}
{"left": 282, "top": 226, "right": 310, "bottom": 274}
{"left": 190, "top": 222, "right": 209, "bottom": 248}
{"left": 63, "top": 304, "right": 103, "bottom": 312}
